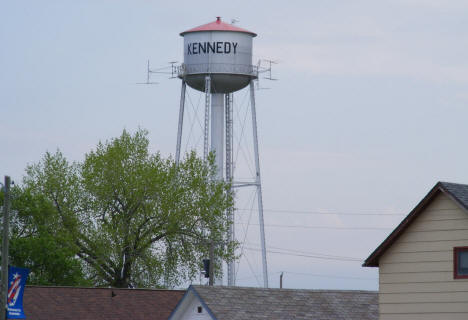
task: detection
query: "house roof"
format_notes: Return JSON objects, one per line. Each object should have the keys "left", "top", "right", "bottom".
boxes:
{"left": 20, "top": 286, "right": 184, "bottom": 320}
{"left": 172, "top": 285, "right": 377, "bottom": 320}
{"left": 180, "top": 17, "right": 257, "bottom": 37}
{"left": 363, "top": 181, "right": 468, "bottom": 267}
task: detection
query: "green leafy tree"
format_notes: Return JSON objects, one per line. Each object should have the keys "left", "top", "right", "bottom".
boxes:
{"left": 0, "top": 186, "right": 88, "bottom": 286}
{"left": 20, "top": 129, "right": 234, "bottom": 288}
{"left": 5, "top": 188, "right": 90, "bottom": 286}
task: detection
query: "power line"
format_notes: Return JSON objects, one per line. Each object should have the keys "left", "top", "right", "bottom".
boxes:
{"left": 236, "top": 189, "right": 258, "bottom": 280}
{"left": 264, "top": 244, "right": 362, "bottom": 261}
{"left": 236, "top": 271, "right": 376, "bottom": 282}
{"left": 243, "top": 250, "right": 262, "bottom": 287}
{"left": 237, "top": 208, "right": 404, "bottom": 216}
{"left": 244, "top": 247, "right": 362, "bottom": 262}
{"left": 236, "top": 222, "right": 392, "bottom": 231}
{"left": 279, "top": 271, "right": 376, "bottom": 281}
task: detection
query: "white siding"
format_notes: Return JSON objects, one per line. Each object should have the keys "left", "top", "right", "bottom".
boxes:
{"left": 169, "top": 291, "right": 213, "bottom": 320}
{"left": 178, "top": 299, "right": 212, "bottom": 320}
{"left": 378, "top": 193, "right": 468, "bottom": 320}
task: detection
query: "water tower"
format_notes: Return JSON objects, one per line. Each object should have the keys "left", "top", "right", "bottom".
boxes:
{"left": 175, "top": 17, "right": 268, "bottom": 288}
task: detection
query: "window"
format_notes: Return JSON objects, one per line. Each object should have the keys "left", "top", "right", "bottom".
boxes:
{"left": 454, "top": 247, "right": 468, "bottom": 279}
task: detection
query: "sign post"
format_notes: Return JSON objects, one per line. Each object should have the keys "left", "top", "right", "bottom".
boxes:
{"left": 1, "top": 176, "right": 10, "bottom": 320}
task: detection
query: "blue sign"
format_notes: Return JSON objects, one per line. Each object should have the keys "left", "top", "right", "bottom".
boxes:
{"left": 7, "top": 266, "right": 29, "bottom": 319}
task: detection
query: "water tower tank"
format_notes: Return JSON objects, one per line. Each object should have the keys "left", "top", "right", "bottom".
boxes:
{"left": 179, "top": 17, "right": 257, "bottom": 93}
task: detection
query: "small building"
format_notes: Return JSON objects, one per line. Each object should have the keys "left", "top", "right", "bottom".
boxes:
{"left": 168, "top": 285, "right": 377, "bottom": 320}
{"left": 19, "top": 286, "right": 184, "bottom": 320}
{"left": 364, "top": 181, "right": 468, "bottom": 320}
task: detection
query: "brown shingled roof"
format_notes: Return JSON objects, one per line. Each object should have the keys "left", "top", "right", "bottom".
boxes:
{"left": 19, "top": 286, "right": 184, "bottom": 320}
{"left": 170, "top": 285, "right": 378, "bottom": 320}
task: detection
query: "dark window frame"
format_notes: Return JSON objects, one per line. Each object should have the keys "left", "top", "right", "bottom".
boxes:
{"left": 453, "top": 246, "right": 468, "bottom": 279}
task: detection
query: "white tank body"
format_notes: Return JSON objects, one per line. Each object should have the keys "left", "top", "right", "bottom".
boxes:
{"left": 179, "top": 18, "right": 257, "bottom": 93}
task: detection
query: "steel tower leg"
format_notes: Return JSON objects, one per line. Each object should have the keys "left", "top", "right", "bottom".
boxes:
{"left": 203, "top": 76, "right": 211, "bottom": 160}
{"left": 226, "top": 93, "right": 235, "bottom": 286}
{"left": 169, "top": 81, "right": 186, "bottom": 288}
{"left": 211, "top": 93, "right": 225, "bottom": 286}
{"left": 175, "top": 80, "right": 186, "bottom": 164}
{"left": 249, "top": 81, "right": 268, "bottom": 288}
{"left": 211, "top": 94, "right": 224, "bottom": 180}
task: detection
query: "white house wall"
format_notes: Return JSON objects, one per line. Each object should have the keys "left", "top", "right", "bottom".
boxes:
{"left": 378, "top": 192, "right": 468, "bottom": 320}
{"left": 169, "top": 290, "right": 213, "bottom": 320}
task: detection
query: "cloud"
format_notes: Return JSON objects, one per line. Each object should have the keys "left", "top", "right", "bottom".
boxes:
{"left": 391, "top": 0, "right": 468, "bottom": 10}
{"left": 253, "top": 2, "right": 468, "bottom": 84}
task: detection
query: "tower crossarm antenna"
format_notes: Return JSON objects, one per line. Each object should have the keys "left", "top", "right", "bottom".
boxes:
{"left": 138, "top": 60, "right": 182, "bottom": 84}
{"left": 258, "top": 59, "right": 278, "bottom": 81}
{"left": 137, "top": 60, "right": 159, "bottom": 85}
{"left": 169, "top": 61, "right": 179, "bottom": 79}
{"left": 255, "top": 59, "right": 279, "bottom": 90}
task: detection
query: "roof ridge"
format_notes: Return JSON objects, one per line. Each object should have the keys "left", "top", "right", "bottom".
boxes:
{"left": 25, "top": 285, "right": 184, "bottom": 292}
{"left": 192, "top": 285, "right": 376, "bottom": 293}
{"left": 439, "top": 181, "right": 468, "bottom": 186}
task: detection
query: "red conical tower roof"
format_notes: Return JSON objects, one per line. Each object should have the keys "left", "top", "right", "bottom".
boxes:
{"left": 180, "top": 17, "right": 257, "bottom": 37}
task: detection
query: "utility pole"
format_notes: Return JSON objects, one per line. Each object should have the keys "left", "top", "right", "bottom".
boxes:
{"left": 1, "top": 176, "right": 11, "bottom": 320}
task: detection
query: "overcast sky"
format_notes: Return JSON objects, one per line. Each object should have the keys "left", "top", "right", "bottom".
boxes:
{"left": 3, "top": 0, "right": 468, "bottom": 290}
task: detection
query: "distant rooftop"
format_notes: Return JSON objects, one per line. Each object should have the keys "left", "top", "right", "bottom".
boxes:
{"left": 171, "top": 285, "right": 378, "bottom": 320}
{"left": 22, "top": 286, "right": 184, "bottom": 320}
